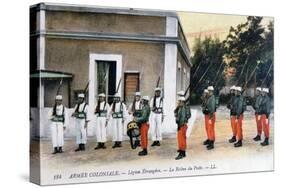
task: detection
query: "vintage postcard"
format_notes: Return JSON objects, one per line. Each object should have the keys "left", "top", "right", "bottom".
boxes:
{"left": 30, "top": 2, "right": 274, "bottom": 185}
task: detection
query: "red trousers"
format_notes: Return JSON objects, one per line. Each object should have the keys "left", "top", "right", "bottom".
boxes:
{"left": 140, "top": 123, "right": 149, "bottom": 149}
{"left": 177, "top": 124, "right": 188, "bottom": 151}
{"left": 260, "top": 115, "right": 270, "bottom": 138}
{"left": 230, "top": 115, "right": 237, "bottom": 136}
{"left": 235, "top": 115, "right": 243, "bottom": 140}
{"left": 204, "top": 113, "right": 216, "bottom": 141}
{"left": 255, "top": 114, "right": 262, "bottom": 136}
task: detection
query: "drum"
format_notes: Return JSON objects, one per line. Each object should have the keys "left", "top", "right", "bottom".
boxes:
{"left": 127, "top": 121, "right": 140, "bottom": 137}
{"left": 127, "top": 121, "right": 140, "bottom": 149}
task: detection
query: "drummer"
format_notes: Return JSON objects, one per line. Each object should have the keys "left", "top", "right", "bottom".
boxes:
{"left": 134, "top": 96, "right": 151, "bottom": 156}
{"left": 128, "top": 91, "right": 143, "bottom": 149}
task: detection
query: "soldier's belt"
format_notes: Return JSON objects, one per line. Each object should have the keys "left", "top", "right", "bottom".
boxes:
{"left": 97, "top": 112, "right": 107, "bottom": 117}
{"left": 112, "top": 112, "right": 123, "bottom": 118}
{"left": 153, "top": 108, "right": 163, "bottom": 113}
{"left": 75, "top": 113, "right": 86, "bottom": 119}
{"left": 51, "top": 116, "right": 64, "bottom": 122}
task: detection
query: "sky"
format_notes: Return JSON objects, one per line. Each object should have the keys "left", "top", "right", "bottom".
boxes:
{"left": 178, "top": 11, "right": 274, "bottom": 53}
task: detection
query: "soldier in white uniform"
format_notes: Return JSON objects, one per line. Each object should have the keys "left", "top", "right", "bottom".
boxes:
{"left": 49, "top": 95, "right": 68, "bottom": 154}
{"left": 71, "top": 93, "right": 90, "bottom": 152}
{"left": 94, "top": 93, "right": 110, "bottom": 150}
{"left": 150, "top": 87, "right": 164, "bottom": 146}
{"left": 109, "top": 93, "right": 128, "bottom": 148}
{"left": 128, "top": 92, "right": 142, "bottom": 149}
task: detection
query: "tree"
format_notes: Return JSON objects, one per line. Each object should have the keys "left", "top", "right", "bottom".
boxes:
{"left": 224, "top": 16, "right": 265, "bottom": 88}
{"left": 190, "top": 36, "right": 226, "bottom": 103}
{"left": 256, "top": 21, "right": 274, "bottom": 88}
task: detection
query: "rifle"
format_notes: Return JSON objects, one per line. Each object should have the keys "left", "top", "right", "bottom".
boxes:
{"left": 56, "top": 74, "right": 64, "bottom": 95}
{"left": 156, "top": 62, "right": 164, "bottom": 88}
{"left": 261, "top": 62, "right": 273, "bottom": 87}
{"left": 242, "top": 61, "right": 260, "bottom": 94}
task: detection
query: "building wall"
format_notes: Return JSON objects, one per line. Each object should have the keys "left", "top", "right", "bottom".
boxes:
{"left": 45, "top": 38, "right": 164, "bottom": 107}
{"left": 45, "top": 11, "right": 166, "bottom": 36}
{"left": 177, "top": 50, "right": 190, "bottom": 96}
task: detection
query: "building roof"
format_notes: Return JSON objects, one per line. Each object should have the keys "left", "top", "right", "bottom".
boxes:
{"left": 31, "top": 2, "right": 179, "bottom": 18}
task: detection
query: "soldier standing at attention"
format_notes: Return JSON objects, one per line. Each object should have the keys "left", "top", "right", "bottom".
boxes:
{"left": 128, "top": 92, "right": 142, "bottom": 149}
{"left": 94, "top": 93, "right": 110, "bottom": 150}
{"left": 72, "top": 93, "right": 90, "bottom": 152}
{"left": 253, "top": 87, "right": 263, "bottom": 141}
{"left": 150, "top": 88, "right": 164, "bottom": 146}
{"left": 227, "top": 85, "right": 237, "bottom": 143}
{"left": 110, "top": 93, "right": 127, "bottom": 148}
{"left": 258, "top": 88, "right": 271, "bottom": 146}
{"left": 134, "top": 96, "right": 151, "bottom": 156}
{"left": 49, "top": 95, "right": 68, "bottom": 154}
{"left": 233, "top": 86, "right": 244, "bottom": 147}
{"left": 204, "top": 86, "right": 216, "bottom": 150}
{"left": 174, "top": 96, "right": 191, "bottom": 160}
{"left": 201, "top": 89, "right": 210, "bottom": 146}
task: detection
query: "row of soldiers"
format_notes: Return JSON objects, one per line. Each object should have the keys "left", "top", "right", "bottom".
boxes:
{"left": 48, "top": 85, "right": 271, "bottom": 160}
{"left": 48, "top": 88, "right": 165, "bottom": 156}
{"left": 201, "top": 85, "right": 271, "bottom": 150}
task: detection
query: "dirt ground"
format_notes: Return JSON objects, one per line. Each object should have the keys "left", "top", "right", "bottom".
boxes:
{"left": 30, "top": 105, "right": 274, "bottom": 185}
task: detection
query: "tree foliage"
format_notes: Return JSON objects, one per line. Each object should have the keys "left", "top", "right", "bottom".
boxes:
{"left": 190, "top": 36, "right": 226, "bottom": 95}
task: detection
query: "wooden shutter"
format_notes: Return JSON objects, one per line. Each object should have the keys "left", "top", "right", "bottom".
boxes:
{"left": 124, "top": 73, "right": 139, "bottom": 103}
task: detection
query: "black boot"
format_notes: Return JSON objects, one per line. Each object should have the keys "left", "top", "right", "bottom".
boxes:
{"left": 52, "top": 147, "right": 58, "bottom": 154}
{"left": 203, "top": 139, "right": 210, "bottom": 145}
{"left": 253, "top": 135, "right": 261, "bottom": 141}
{"left": 118, "top": 141, "right": 122, "bottom": 147}
{"left": 81, "top": 144, "right": 85, "bottom": 151}
{"left": 175, "top": 150, "right": 186, "bottom": 160}
{"left": 112, "top": 142, "right": 118, "bottom": 148}
{"left": 151, "top": 141, "right": 158, "bottom": 147}
{"left": 261, "top": 138, "right": 269, "bottom": 146}
{"left": 234, "top": 140, "right": 243, "bottom": 147}
{"left": 94, "top": 143, "right": 102, "bottom": 150}
{"left": 75, "top": 144, "right": 82, "bottom": 152}
{"left": 229, "top": 136, "right": 237, "bottom": 143}
{"left": 138, "top": 149, "right": 148, "bottom": 156}
{"left": 58, "top": 147, "right": 63, "bottom": 153}
{"left": 101, "top": 143, "right": 106, "bottom": 149}
{"left": 156, "top": 141, "right": 161, "bottom": 146}
{"left": 207, "top": 141, "right": 214, "bottom": 150}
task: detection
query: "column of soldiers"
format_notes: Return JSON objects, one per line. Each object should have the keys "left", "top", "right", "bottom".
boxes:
{"left": 48, "top": 85, "right": 271, "bottom": 159}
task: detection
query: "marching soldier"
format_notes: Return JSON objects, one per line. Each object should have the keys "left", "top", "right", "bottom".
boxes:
{"left": 94, "top": 93, "right": 110, "bottom": 150}
{"left": 109, "top": 93, "right": 128, "bottom": 148}
{"left": 150, "top": 87, "right": 164, "bottom": 146}
{"left": 134, "top": 96, "right": 151, "bottom": 156}
{"left": 201, "top": 89, "right": 210, "bottom": 146}
{"left": 233, "top": 86, "right": 244, "bottom": 147}
{"left": 72, "top": 93, "right": 90, "bottom": 152}
{"left": 128, "top": 92, "right": 143, "bottom": 149}
{"left": 258, "top": 88, "right": 271, "bottom": 146}
{"left": 174, "top": 96, "right": 191, "bottom": 160}
{"left": 227, "top": 85, "right": 237, "bottom": 143}
{"left": 203, "top": 86, "right": 216, "bottom": 150}
{"left": 48, "top": 95, "right": 68, "bottom": 154}
{"left": 252, "top": 87, "right": 263, "bottom": 141}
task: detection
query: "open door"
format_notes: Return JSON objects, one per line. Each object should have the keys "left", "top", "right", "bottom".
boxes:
{"left": 96, "top": 60, "right": 116, "bottom": 105}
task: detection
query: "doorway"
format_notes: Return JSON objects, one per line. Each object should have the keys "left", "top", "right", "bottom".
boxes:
{"left": 96, "top": 60, "right": 116, "bottom": 104}
{"left": 89, "top": 53, "right": 122, "bottom": 108}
